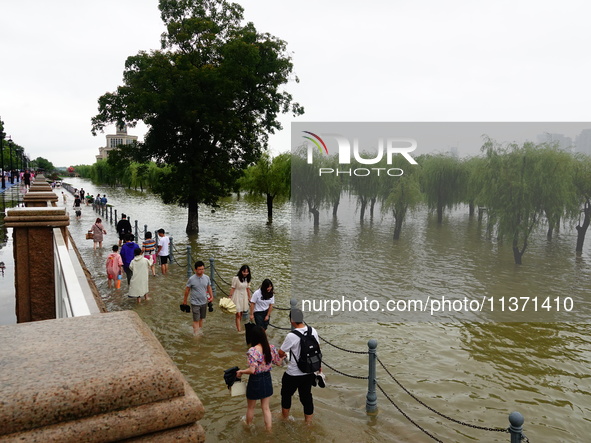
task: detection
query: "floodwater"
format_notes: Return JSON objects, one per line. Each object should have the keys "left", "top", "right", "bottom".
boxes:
{"left": 3, "top": 177, "right": 591, "bottom": 442}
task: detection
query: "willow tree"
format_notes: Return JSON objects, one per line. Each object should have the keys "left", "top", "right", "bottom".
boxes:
{"left": 573, "top": 154, "right": 591, "bottom": 252}
{"left": 238, "top": 152, "right": 291, "bottom": 223}
{"left": 463, "top": 156, "right": 487, "bottom": 217}
{"left": 479, "top": 140, "right": 575, "bottom": 264}
{"left": 420, "top": 154, "right": 467, "bottom": 223}
{"left": 348, "top": 157, "right": 382, "bottom": 221}
{"left": 291, "top": 148, "right": 328, "bottom": 226}
{"left": 91, "top": 0, "right": 303, "bottom": 233}
{"left": 380, "top": 156, "right": 422, "bottom": 240}
{"left": 529, "top": 144, "right": 577, "bottom": 240}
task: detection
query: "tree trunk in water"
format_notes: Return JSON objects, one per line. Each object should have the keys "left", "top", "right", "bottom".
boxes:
{"left": 332, "top": 199, "right": 339, "bottom": 218}
{"left": 310, "top": 207, "right": 320, "bottom": 226}
{"left": 393, "top": 218, "right": 403, "bottom": 240}
{"left": 370, "top": 198, "right": 377, "bottom": 219}
{"left": 547, "top": 221, "right": 554, "bottom": 241}
{"left": 512, "top": 246, "right": 523, "bottom": 265}
{"left": 360, "top": 201, "right": 367, "bottom": 221}
{"left": 512, "top": 234, "right": 526, "bottom": 265}
{"left": 576, "top": 204, "right": 591, "bottom": 252}
{"left": 437, "top": 203, "right": 443, "bottom": 223}
{"left": 186, "top": 200, "right": 199, "bottom": 234}
{"left": 266, "top": 194, "right": 274, "bottom": 224}
{"left": 469, "top": 201, "right": 475, "bottom": 217}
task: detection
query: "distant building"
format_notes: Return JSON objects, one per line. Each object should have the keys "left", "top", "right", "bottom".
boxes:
{"left": 536, "top": 133, "right": 573, "bottom": 152}
{"left": 575, "top": 129, "right": 591, "bottom": 156}
{"left": 96, "top": 126, "right": 138, "bottom": 161}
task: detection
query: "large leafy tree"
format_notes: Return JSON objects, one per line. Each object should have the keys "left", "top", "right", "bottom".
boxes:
{"left": 91, "top": 0, "right": 303, "bottom": 233}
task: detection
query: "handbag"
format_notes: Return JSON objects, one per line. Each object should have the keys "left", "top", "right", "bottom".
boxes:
{"left": 86, "top": 231, "right": 94, "bottom": 240}
{"left": 219, "top": 297, "right": 236, "bottom": 315}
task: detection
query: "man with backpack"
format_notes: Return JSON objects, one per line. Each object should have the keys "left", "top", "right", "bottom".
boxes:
{"left": 116, "top": 214, "right": 133, "bottom": 246}
{"left": 278, "top": 308, "right": 322, "bottom": 424}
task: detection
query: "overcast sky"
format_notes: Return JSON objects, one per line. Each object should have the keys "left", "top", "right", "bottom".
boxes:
{"left": 1, "top": 0, "right": 591, "bottom": 167}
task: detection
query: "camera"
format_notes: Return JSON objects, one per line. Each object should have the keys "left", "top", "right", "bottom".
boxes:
{"left": 208, "top": 301, "right": 214, "bottom": 312}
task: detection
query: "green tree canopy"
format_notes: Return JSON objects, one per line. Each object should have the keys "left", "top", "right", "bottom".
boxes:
{"left": 30, "top": 157, "right": 55, "bottom": 173}
{"left": 91, "top": 0, "right": 303, "bottom": 233}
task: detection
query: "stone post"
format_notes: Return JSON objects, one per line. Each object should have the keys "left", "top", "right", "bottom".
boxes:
{"left": 4, "top": 207, "right": 70, "bottom": 322}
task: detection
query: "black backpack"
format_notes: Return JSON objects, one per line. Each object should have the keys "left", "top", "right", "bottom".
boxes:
{"left": 290, "top": 326, "right": 322, "bottom": 373}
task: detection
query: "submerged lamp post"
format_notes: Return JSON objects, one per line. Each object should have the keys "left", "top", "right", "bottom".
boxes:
{"left": 0, "top": 126, "right": 5, "bottom": 189}
{"left": 8, "top": 137, "right": 13, "bottom": 184}
{"left": 15, "top": 147, "right": 22, "bottom": 182}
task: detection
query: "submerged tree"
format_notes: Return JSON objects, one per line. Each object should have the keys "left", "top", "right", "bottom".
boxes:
{"left": 238, "top": 152, "right": 290, "bottom": 223}
{"left": 91, "top": 0, "right": 303, "bottom": 233}
{"left": 420, "top": 154, "right": 467, "bottom": 223}
{"left": 379, "top": 156, "right": 422, "bottom": 240}
{"left": 573, "top": 154, "right": 591, "bottom": 252}
{"left": 479, "top": 139, "right": 576, "bottom": 264}
{"left": 291, "top": 148, "right": 328, "bottom": 226}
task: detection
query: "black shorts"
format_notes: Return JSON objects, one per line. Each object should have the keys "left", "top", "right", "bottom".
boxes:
{"left": 159, "top": 255, "right": 169, "bottom": 265}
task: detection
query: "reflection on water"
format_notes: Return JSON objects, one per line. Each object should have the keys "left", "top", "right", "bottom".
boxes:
{"left": 53, "top": 179, "right": 591, "bottom": 441}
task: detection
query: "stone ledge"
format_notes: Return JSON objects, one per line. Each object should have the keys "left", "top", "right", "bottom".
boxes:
{"left": 0, "top": 311, "right": 200, "bottom": 436}
{"left": 0, "top": 380, "right": 204, "bottom": 443}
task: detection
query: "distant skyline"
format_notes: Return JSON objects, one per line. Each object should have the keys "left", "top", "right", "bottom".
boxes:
{"left": 2, "top": 1, "right": 591, "bottom": 166}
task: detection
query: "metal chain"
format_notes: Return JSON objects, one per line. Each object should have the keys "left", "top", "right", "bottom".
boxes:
{"left": 214, "top": 281, "right": 231, "bottom": 297}
{"left": 377, "top": 357, "right": 508, "bottom": 434}
{"left": 267, "top": 322, "right": 292, "bottom": 331}
{"left": 273, "top": 305, "right": 291, "bottom": 311}
{"left": 214, "top": 268, "right": 232, "bottom": 286}
{"left": 319, "top": 335, "right": 369, "bottom": 354}
{"left": 377, "top": 383, "right": 443, "bottom": 443}
{"left": 321, "top": 359, "right": 368, "bottom": 380}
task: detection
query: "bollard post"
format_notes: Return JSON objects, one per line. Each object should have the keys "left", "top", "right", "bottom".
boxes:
{"left": 114, "top": 209, "right": 118, "bottom": 225}
{"left": 169, "top": 236, "right": 174, "bottom": 264}
{"left": 209, "top": 257, "right": 216, "bottom": 298}
{"left": 109, "top": 206, "right": 113, "bottom": 224}
{"left": 144, "top": 225, "right": 148, "bottom": 239}
{"left": 186, "top": 246, "right": 193, "bottom": 279}
{"left": 289, "top": 298, "right": 298, "bottom": 329}
{"left": 134, "top": 220, "right": 139, "bottom": 242}
{"left": 508, "top": 411, "right": 524, "bottom": 443}
{"left": 366, "top": 339, "right": 378, "bottom": 414}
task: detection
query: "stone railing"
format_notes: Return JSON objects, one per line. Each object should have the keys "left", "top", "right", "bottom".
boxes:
{"left": 0, "top": 175, "right": 205, "bottom": 441}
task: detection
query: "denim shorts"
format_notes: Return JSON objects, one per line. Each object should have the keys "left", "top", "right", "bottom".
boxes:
{"left": 246, "top": 371, "right": 273, "bottom": 400}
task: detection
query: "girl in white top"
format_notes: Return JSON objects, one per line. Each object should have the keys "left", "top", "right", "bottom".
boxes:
{"left": 249, "top": 279, "right": 274, "bottom": 330}
{"left": 229, "top": 264, "right": 251, "bottom": 332}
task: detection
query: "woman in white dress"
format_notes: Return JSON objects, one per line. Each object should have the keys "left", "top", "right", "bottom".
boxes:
{"left": 229, "top": 264, "right": 251, "bottom": 332}
{"left": 129, "top": 248, "right": 154, "bottom": 303}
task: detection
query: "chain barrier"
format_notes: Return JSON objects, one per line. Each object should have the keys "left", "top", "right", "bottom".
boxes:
{"left": 377, "top": 357, "right": 509, "bottom": 434}
{"left": 213, "top": 267, "right": 232, "bottom": 286}
{"left": 214, "top": 280, "right": 231, "bottom": 297}
{"left": 319, "top": 335, "right": 370, "bottom": 355}
{"left": 376, "top": 383, "right": 443, "bottom": 443}
{"left": 267, "top": 322, "right": 292, "bottom": 331}
{"left": 321, "top": 359, "right": 368, "bottom": 380}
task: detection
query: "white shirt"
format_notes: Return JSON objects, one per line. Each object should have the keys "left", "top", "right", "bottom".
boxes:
{"left": 250, "top": 289, "right": 274, "bottom": 313}
{"left": 157, "top": 235, "right": 170, "bottom": 256}
{"left": 281, "top": 325, "right": 319, "bottom": 376}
